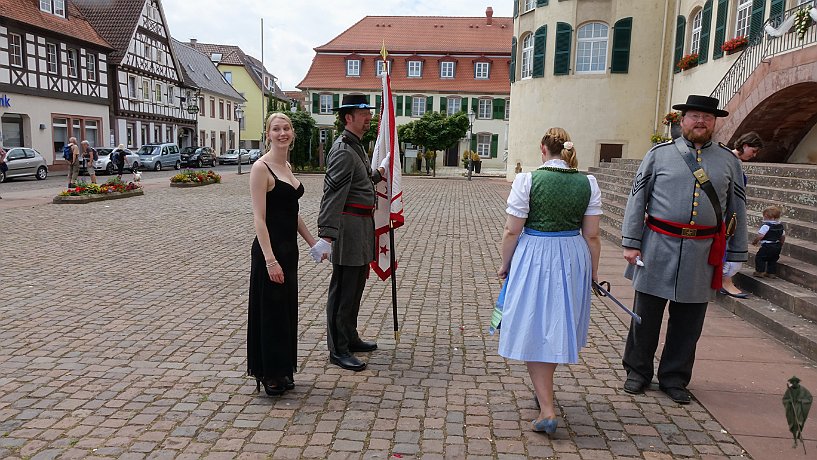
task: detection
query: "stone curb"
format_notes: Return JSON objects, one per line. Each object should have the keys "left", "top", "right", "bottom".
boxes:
{"left": 52, "top": 188, "right": 144, "bottom": 204}
{"left": 169, "top": 180, "right": 219, "bottom": 188}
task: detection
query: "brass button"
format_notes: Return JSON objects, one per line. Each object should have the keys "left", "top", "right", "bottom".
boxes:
{"left": 692, "top": 211, "right": 698, "bottom": 216}
{"left": 695, "top": 183, "right": 701, "bottom": 188}
{"left": 690, "top": 221, "right": 695, "bottom": 225}
{"left": 697, "top": 158, "right": 702, "bottom": 162}
{"left": 697, "top": 149, "right": 702, "bottom": 154}
{"left": 694, "top": 192, "right": 700, "bottom": 197}
{"left": 693, "top": 202, "right": 699, "bottom": 206}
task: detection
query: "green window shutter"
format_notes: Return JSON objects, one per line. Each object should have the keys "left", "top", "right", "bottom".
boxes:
{"left": 533, "top": 25, "right": 547, "bottom": 77}
{"left": 493, "top": 98, "right": 505, "bottom": 120}
{"left": 698, "top": 2, "right": 713, "bottom": 64}
{"left": 510, "top": 37, "right": 517, "bottom": 83}
{"left": 364, "top": 95, "right": 371, "bottom": 104}
{"left": 713, "top": 0, "right": 728, "bottom": 60}
{"left": 611, "top": 17, "right": 633, "bottom": 73}
{"left": 332, "top": 94, "right": 339, "bottom": 109}
{"left": 440, "top": 97, "right": 447, "bottom": 114}
{"left": 470, "top": 135, "right": 477, "bottom": 153}
{"left": 396, "top": 95, "right": 403, "bottom": 116}
{"left": 673, "top": 16, "right": 686, "bottom": 74}
{"left": 312, "top": 93, "right": 319, "bottom": 113}
{"left": 376, "top": 95, "right": 382, "bottom": 114}
{"left": 749, "top": 0, "right": 766, "bottom": 42}
{"left": 554, "top": 22, "right": 572, "bottom": 75}
{"left": 471, "top": 98, "right": 478, "bottom": 113}
{"left": 490, "top": 134, "right": 499, "bottom": 158}
{"left": 537, "top": 0, "right": 548, "bottom": 6}
{"left": 513, "top": 0, "right": 518, "bottom": 18}
{"left": 426, "top": 96, "right": 433, "bottom": 113}
{"left": 770, "top": 0, "right": 784, "bottom": 21}
{"left": 460, "top": 99, "right": 466, "bottom": 113}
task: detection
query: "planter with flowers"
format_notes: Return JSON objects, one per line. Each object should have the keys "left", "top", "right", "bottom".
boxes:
{"left": 170, "top": 169, "right": 222, "bottom": 187}
{"left": 676, "top": 53, "right": 699, "bottom": 71}
{"left": 721, "top": 36, "right": 748, "bottom": 55}
{"left": 54, "top": 178, "right": 143, "bottom": 204}
{"left": 795, "top": 7, "right": 814, "bottom": 41}
{"left": 662, "top": 111, "right": 683, "bottom": 139}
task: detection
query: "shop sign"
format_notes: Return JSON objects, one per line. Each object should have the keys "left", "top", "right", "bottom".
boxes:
{"left": 0, "top": 95, "right": 10, "bottom": 108}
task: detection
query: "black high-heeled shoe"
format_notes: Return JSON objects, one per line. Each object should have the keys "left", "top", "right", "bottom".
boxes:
{"left": 284, "top": 376, "right": 295, "bottom": 391}
{"left": 260, "top": 378, "right": 286, "bottom": 396}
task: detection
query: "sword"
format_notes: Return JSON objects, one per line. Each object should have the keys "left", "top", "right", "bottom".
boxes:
{"left": 592, "top": 281, "right": 642, "bottom": 325}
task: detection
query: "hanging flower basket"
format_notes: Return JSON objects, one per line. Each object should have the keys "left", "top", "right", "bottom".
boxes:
{"left": 721, "top": 36, "right": 748, "bottom": 54}
{"left": 676, "top": 53, "right": 699, "bottom": 71}
{"left": 795, "top": 7, "right": 814, "bottom": 41}
{"left": 662, "top": 111, "right": 682, "bottom": 126}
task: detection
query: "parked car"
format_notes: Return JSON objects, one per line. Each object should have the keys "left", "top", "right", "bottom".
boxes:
{"left": 0, "top": 147, "right": 48, "bottom": 182}
{"left": 219, "top": 149, "right": 250, "bottom": 165}
{"left": 180, "top": 146, "right": 217, "bottom": 168}
{"left": 91, "top": 148, "right": 140, "bottom": 175}
{"left": 248, "top": 149, "right": 261, "bottom": 163}
{"left": 137, "top": 143, "right": 181, "bottom": 171}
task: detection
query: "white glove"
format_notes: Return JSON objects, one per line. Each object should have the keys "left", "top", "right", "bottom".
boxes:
{"left": 310, "top": 239, "right": 332, "bottom": 263}
{"left": 379, "top": 154, "right": 391, "bottom": 171}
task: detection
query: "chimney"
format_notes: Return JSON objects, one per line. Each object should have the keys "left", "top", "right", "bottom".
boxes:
{"left": 486, "top": 6, "right": 493, "bottom": 25}
{"left": 190, "top": 38, "right": 197, "bottom": 45}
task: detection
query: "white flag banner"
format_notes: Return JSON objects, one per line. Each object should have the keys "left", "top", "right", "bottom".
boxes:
{"left": 370, "top": 72, "right": 404, "bottom": 280}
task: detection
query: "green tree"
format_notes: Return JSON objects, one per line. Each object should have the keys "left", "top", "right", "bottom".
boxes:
{"left": 334, "top": 113, "right": 380, "bottom": 153}
{"left": 288, "top": 110, "right": 317, "bottom": 168}
{"left": 412, "top": 111, "right": 469, "bottom": 152}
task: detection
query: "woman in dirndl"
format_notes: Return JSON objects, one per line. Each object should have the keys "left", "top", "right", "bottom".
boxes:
{"left": 497, "top": 127, "right": 602, "bottom": 434}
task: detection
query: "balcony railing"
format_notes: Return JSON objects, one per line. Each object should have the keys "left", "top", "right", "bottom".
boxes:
{"left": 710, "top": 5, "right": 817, "bottom": 109}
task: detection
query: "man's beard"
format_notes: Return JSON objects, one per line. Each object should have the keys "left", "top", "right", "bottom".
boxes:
{"left": 684, "top": 126, "right": 713, "bottom": 144}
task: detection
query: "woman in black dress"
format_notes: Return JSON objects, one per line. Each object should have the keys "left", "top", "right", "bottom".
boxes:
{"left": 248, "top": 112, "right": 318, "bottom": 395}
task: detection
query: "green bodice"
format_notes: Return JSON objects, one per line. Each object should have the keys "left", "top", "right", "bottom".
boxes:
{"left": 526, "top": 167, "right": 591, "bottom": 232}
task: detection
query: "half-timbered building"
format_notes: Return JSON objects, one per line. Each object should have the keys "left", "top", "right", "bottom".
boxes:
{"left": 74, "top": 0, "right": 195, "bottom": 150}
{"left": 0, "top": 0, "right": 112, "bottom": 165}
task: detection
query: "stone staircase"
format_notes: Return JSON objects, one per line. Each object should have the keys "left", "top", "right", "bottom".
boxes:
{"left": 589, "top": 158, "right": 817, "bottom": 361}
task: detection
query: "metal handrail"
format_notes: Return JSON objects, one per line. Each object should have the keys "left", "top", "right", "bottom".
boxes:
{"left": 710, "top": 4, "right": 817, "bottom": 109}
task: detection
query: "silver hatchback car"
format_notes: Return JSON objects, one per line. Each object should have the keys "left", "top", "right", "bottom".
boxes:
{"left": 0, "top": 147, "right": 48, "bottom": 182}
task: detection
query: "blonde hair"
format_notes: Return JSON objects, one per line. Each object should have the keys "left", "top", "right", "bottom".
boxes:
{"left": 540, "top": 127, "right": 577, "bottom": 168}
{"left": 265, "top": 112, "right": 295, "bottom": 150}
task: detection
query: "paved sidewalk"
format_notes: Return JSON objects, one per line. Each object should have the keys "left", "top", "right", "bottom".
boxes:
{"left": 0, "top": 174, "right": 813, "bottom": 459}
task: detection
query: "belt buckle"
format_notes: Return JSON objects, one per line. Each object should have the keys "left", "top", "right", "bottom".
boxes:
{"left": 681, "top": 228, "right": 697, "bottom": 237}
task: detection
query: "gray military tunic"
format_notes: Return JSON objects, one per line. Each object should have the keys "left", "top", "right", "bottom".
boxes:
{"left": 621, "top": 137, "right": 748, "bottom": 303}
{"left": 318, "top": 130, "right": 383, "bottom": 266}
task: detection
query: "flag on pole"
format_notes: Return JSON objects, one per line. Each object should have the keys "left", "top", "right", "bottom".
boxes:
{"left": 370, "top": 46, "right": 404, "bottom": 280}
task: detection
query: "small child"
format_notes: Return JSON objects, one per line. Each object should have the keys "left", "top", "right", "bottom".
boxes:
{"left": 752, "top": 205, "right": 785, "bottom": 278}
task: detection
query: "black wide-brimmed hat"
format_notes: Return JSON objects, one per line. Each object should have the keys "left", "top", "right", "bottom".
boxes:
{"left": 672, "top": 95, "right": 729, "bottom": 117}
{"left": 332, "top": 94, "right": 374, "bottom": 111}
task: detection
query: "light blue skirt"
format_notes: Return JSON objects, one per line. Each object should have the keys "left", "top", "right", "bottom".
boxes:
{"left": 497, "top": 228, "right": 592, "bottom": 363}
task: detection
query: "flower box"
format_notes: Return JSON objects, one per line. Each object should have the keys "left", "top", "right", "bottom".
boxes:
{"left": 170, "top": 179, "right": 219, "bottom": 187}
{"left": 54, "top": 178, "right": 143, "bottom": 204}
{"left": 676, "top": 53, "right": 699, "bottom": 71}
{"left": 170, "top": 169, "right": 221, "bottom": 186}
{"left": 53, "top": 188, "right": 144, "bottom": 204}
{"left": 722, "top": 36, "right": 748, "bottom": 54}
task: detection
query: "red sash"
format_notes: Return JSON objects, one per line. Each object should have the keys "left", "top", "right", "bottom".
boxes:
{"left": 646, "top": 216, "right": 726, "bottom": 290}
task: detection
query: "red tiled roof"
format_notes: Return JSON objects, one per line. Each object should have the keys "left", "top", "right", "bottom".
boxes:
{"left": 317, "top": 15, "right": 513, "bottom": 54}
{"left": 0, "top": 0, "right": 111, "bottom": 49}
{"left": 298, "top": 15, "right": 511, "bottom": 94}
{"left": 72, "top": 0, "right": 145, "bottom": 62}
{"left": 298, "top": 54, "right": 510, "bottom": 94}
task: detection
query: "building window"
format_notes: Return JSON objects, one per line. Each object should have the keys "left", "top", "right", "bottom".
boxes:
{"left": 319, "top": 94, "right": 333, "bottom": 114}
{"left": 223, "top": 71, "right": 232, "bottom": 83}
{"left": 40, "top": 0, "right": 65, "bottom": 17}
{"left": 210, "top": 98, "right": 216, "bottom": 118}
{"left": 440, "top": 61, "right": 455, "bottom": 78}
{"left": 166, "top": 126, "right": 172, "bottom": 143}
{"left": 478, "top": 99, "right": 492, "bottom": 119}
{"left": 376, "top": 60, "right": 391, "bottom": 75}
{"left": 87, "top": 54, "right": 97, "bottom": 81}
{"left": 691, "top": 10, "right": 703, "bottom": 54}
{"left": 475, "top": 62, "right": 490, "bottom": 79}
{"left": 408, "top": 61, "right": 422, "bottom": 77}
{"left": 9, "top": 33, "right": 23, "bottom": 68}
{"left": 219, "top": 100, "right": 225, "bottom": 119}
{"left": 199, "top": 96, "right": 205, "bottom": 116}
{"left": 67, "top": 49, "right": 78, "bottom": 78}
{"left": 127, "top": 124, "right": 136, "bottom": 148}
{"left": 347, "top": 59, "right": 360, "bottom": 76}
{"left": 167, "top": 85, "right": 174, "bottom": 104}
{"left": 735, "top": 0, "right": 752, "bottom": 39}
{"left": 142, "top": 80, "right": 150, "bottom": 100}
{"left": 477, "top": 133, "right": 491, "bottom": 157}
{"left": 576, "top": 22, "right": 609, "bottom": 73}
{"left": 85, "top": 120, "right": 98, "bottom": 147}
{"left": 505, "top": 98, "right": 510, "bottom": 120}
{"left": 46, "top": 43, "right": 58, "bottom": 74}
{"left": 319, "top": 129, "right": 329, "bottom": 144}
{"left": 521, "top": 34, "right": 534, "bottom": 79}
{"left": 52, "top": 117, "right": 68, "bottom": 153}
{"left": 227, "top": 101, "right": 232, "bottom": 121}
{"left": 446, "top": 97, "right": 462, "bottom": 115}
{"left": 411, "top": 96, "right": 426, "bottom": 117}
{"left": 210, "top": 53, "right": 222, "bottom": 63}
{"left": 155, "top": 83, "right": 162, "bottom": 102}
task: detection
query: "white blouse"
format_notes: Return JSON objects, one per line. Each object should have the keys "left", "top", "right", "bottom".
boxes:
{"left": 506, "top": 159, "right": 603, "bottom": 219}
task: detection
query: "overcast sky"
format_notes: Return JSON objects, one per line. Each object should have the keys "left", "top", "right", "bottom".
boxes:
{"left": 162, "top": 1, "right": 512, "bottom": 91}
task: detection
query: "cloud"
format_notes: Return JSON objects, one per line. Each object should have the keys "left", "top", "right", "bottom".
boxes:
{"left": 162, "top": 0, "right": 511, "bottom": 90}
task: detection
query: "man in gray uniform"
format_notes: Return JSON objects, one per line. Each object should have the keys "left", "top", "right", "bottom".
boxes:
{"left": 315, "top": 95, "right": 385, "bottom": 371}
{"left": 620, "top": 95, "right": 747, "bottom": 404}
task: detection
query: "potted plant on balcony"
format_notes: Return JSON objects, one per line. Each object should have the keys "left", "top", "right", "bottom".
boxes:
{"left": 721, "top": 36, "right": 748, "bottom": 54}
{"left": 676, "top": 53, "right": 699, "bottom": 71}
{"left": 662, "top": 111, "right": 683, "bottom": 139}
{"left": 795, "top": 7, "right": 814, "bottom": 41}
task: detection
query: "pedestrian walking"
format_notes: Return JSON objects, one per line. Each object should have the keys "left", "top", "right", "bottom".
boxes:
{"left": 67, "top": 137, "right": 80, "bottom": 188}
{"left": 312, "top": 94, "right": 387, "bottom": 372}
{"left": 81, "top": 140, "right": 97, "bottom": 184}
{"left": 620, "top": 95, "right": 748, "bottom": 404}
{"left": 496, "top": 127, "right": 602, "bottom": 434}
{"left": 0, "top": 145, "right": 7, "bottom": 199}
{"left": 112, "top": 144, "right": 127, "bottom": 179}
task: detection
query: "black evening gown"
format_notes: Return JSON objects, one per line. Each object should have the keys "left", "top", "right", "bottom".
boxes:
{"left": 247, "top": 167, "right": 304, "bottom": 384}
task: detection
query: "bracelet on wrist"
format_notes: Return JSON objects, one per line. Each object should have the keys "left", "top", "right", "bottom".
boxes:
{"left": 266, "top": 260, "right": 279, "bottom": 267}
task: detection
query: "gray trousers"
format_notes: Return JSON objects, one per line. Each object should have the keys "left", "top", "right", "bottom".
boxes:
{"left": 68, "top": 162, "right": 79, "bottom": 186}
{"left": 326, "top": 264, "right": 367, "bottom": 355}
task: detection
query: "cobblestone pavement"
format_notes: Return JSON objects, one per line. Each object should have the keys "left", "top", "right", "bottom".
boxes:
{"left": 0, "top": 174, "right": 748, "bottom": 459}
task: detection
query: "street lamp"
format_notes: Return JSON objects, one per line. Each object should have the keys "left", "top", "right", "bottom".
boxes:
{"left": 235, "top": 105, "right": 244, "bottom": 174}
{"left": 467, "top": 109, "right": 475, "bottom": 182}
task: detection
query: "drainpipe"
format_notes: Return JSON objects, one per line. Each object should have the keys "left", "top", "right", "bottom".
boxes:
{"left": 654, "top": 0, "right": 675, "bottom": 134}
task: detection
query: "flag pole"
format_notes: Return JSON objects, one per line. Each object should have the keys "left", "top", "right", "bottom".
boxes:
{"left": 389, "top": 222, "right": 399, "bottom": 341}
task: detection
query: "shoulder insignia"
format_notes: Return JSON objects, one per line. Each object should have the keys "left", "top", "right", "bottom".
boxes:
{"left": 648, "top": 140, "right": 673, "bottom": 153}
{"left": 718, "top": 142, "right": 733, "bottom": 152}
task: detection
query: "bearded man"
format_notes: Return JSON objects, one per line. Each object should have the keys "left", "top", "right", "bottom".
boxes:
{"left": 619, "top": 95, "right": 748, "bottom": 404}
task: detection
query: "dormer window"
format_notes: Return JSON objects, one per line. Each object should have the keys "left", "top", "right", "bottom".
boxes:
{"left": 210, "top": 53, "right": 222, "bottom": 63}
{"left": 347, "top": 59, "right": 361, "bottom": 76}
{"left": 376, "top": 60, "right": 391, "bottom": 75}
{"left": 440, "top": 61, "right": 455, "bottom": 78}
{"left": 407, "top": 61, "right": 422, "bottom": 78}
{"left": 40, "top": 0, "right": 66, "bottom": 18}
{"left": 474, "top": 61, "right": 490, "bottom": 79}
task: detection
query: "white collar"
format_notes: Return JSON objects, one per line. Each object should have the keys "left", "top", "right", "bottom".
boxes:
{"left": 540, "top": 159, "right": 570, "bottom": 169}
